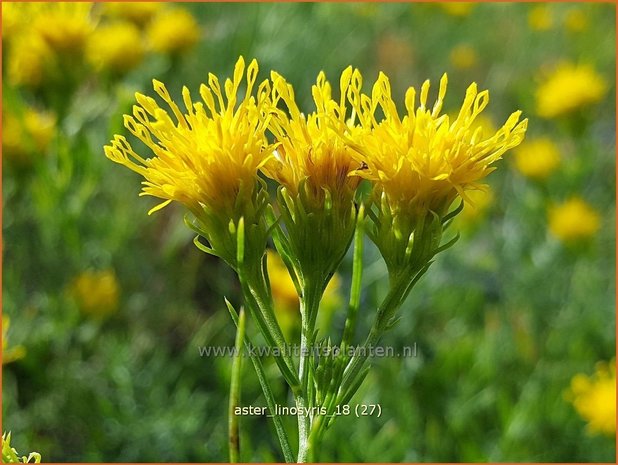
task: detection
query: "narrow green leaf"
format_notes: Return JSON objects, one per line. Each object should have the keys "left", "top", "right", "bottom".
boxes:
{"left": 224, "top": 299, "right": 295, "bottom": 463}
{"left": 228, "top": 309, "right": 245, "bottom": 463}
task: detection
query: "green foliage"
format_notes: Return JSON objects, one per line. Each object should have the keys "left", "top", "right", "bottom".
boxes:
{"left": 3, "top": 2, "right": 615, "bottom": 462}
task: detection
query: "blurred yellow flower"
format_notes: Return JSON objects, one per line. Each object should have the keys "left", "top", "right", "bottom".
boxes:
{"left": 71, "top": 270, "right": 120, "bottom": 319}
{"left": 32, "top": 2, "right": 95, "bottom": 53}
{"left": 528, "top": 5, "right": 553, "bottom": 31}
{"left": 513, "top": 138, "right": 560, "bottom": 180}
{"left": 147, "top": 8, "right": 200, "bottom": 55}
{"left": 438, "top": 2, "right": 475, "bottom": 17}
{"left": 267, "top": 249, "right": 300, "bottom": 314}
{"left": 1, "top": 2, "right": 23, "bottom": 40}
{"left": 2, "top": 316, "right": 26, "bottom": 365}
{"left": 267, "top": 249, "right": 341, "bottom": 315}
{"left": 6, "top": 2, "right": 95, "bottom": 86}
{"left": 536, "top": 64, "right": 607, "bottom": 118}
{"left": 458, "top": 187, "right": 494, "bottom": 224}
{"left": 549, "top": 198, "right": 601, "bottom": 242}
{"left": 105, "top": 57, "right": 272, "bottom": 217}
{"left": 262, "top": 67, "right": 365, "bottom": 207}
{"left": 350, "top": 73, "right": 527, "bottom": 215}
{"left": 87, "top": 22, "right": 144, "bottom": 74}
{"left": 564, "top": 8, "right": 588, "bottom": 33}
{"left": 3, "top": 108, "right": 56, "bottom": 167}
{"left": 449, "top": 43, "right": 478, "bottom": 70}
{"left": 567, "top": 360, "right": 616, "bottom": 436}
{"left": 103, "top": 2, "right": 163, "bottom": 26}
{"left": 8, "top": 34, "right": 53, "bottom": 88}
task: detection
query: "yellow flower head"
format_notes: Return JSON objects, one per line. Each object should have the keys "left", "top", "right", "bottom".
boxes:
{"left": 71, "top": 270, "right": 120, "bottom": 319}
{"left": 3, "top": 107, "right": 56, "bottom": 167}
{"left": 262, "top": 67, "right": 366, "bottom": 207}
{"left": 438, "top": 2, "right": 475, "bottom": 17}
{"left": 31, "top": 2, "right": 95, "bottom": 53}
{"left": 449, "top": 43, "right": 478, "bottom": 70}
{"left": 567, "top": 360, "right": 616, "bottom": 436}
{"left": 2, "top": 2, "right": 24, "bottom": 40}
{"left": 350, "top": 73, "right": 528, "bottom": 216}
{"left": 103, "top": 2, "right": 163, "bottom": 27}
{"left": 528, "top": 4, "right": 553, "bottom": 31}
{"left": 564, "top": 8, "right": 588, "bottom": 33}
{"left": 87, "top": 22, "right": 144, "bottom": 74}
{"left": 549, "top": 197, "right": 601, "bottom": 242}
{"left": 8, "top": 33, "right": 53, "bottom": 88}
{"left": 105, "top": 57, "right": 272, "bottom": 218}
{"left": 536, "top": 63, "right": 607, "bottom": 118}
{"left": 513, "top": 137, "right": 560, "bottom": 180}
{"left": 147, "top": 8, "right": 200, "bottom": 55}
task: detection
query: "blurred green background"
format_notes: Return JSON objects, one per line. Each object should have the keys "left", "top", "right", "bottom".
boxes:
{"left": 2, "top": 2, "right": 616, "bottom": 462}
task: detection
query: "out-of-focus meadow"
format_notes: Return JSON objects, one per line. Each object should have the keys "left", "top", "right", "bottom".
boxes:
{"left": 2, "top": 2, "right": 616, "bottom": 462}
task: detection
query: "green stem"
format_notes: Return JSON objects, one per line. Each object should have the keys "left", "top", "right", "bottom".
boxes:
{"left": 226, "top": 300, "right": 295, "bottom": 463}
{"left": 240, "top": 279, "right": 301, "bottom": 394}
{"left": 297, "top": 279, "right": 322, "bottom": 462}
{"left": 338, "top": 272, "right": 412, "bottom": 403}
{"left": 341, "top": 205, "right": 365, "bottom": 352}
{"left": 228, "top": 309, "right": 245, "bottom": 463}
{"left": 245, "top": 278, "right": 301, "bottom": 393}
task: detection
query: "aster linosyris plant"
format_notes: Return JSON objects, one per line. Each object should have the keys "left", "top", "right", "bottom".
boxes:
{"left": 348, "top": 73, "right": 527, "bottom": 281}
{"left": 332, "top": 73, "right": 527, "bottom": 430}
{"left": 259, "top": 67, "right": 371, "bottom": 459}
{"left": 105, "top": 59, "right": 301, "bottom": 429}
{"left": 105, "top": 57, "right": 528, "bottom": 462}
{"left": 105, "top": 57, "right": 273, "bottom": 271}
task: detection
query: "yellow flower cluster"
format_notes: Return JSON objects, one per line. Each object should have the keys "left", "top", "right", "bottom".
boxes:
{"left": 106, "top": 57, "right": 273, "bottom": 217}
{"left": 147, "top": 8, "right": 200, "bottom": 54}
{"left": 106, "top": 57, "right": 526, "bottom": 272}
{"left": 549, "top": 197, "right": 600, "bottom": 243}
{"left": 4, "top": 2, "right": 94, "bottom": 87}
{"left": 349, "top": 73, "right": 527, "bottom": 216}
{"left": 3, "top": 107, "right": 56, "bottom": 167}
{"left": 70, "top": 270, "right": 120, "bottom": 319}
{"left": 536, "top": 63, "right": 607, "bottom": 118}
{"left": 87, "top": 22, "right": 144, "bottom": 74}
{"left": 567, "top": 360, "right": 616, "bottom": 436}
{"left": 438, "top": 2, "right": 475, "bottom": 17}
{"left": 449, "top": 43, "right": 479, "bottom": 70}
{"left": 262, "top": 68, "right": 365, "bottom": 207}
{"left": 4, "top": 2, "right": 200, "bottom": 85}
{"left": 528, "top": 5, "right": 553, "bottom": 31}
{"left": 564, "top": 8, "right": 588, "bottom": 33}
{"left": 102, "top": 2, "right": 163, "bottom": 26}
{"left": 513, "top": 138, "right": 560, "bottom": 180}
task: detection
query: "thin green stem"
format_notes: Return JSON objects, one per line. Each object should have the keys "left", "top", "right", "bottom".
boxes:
{"left": 297, "top": 279, "right": 322, "bottom": 463}
{"left": 337, "top": 272, "right": 412, "bottom": 403}
{"left": 341, "top": 205, "right": 365, "bottom": 352}
{"left": 244, "top": 278, "right": 301, "bottom": 394}
{"left": 226, "top": 300, "right": 295, "bottom": 463}
{"left": 240, "top": 279, "right": 301, "bottom": 394}
{"left": 228, "top": 309, "right": 245, "bottom": 463}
